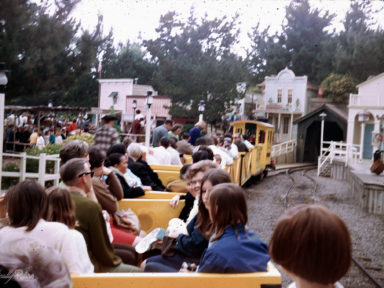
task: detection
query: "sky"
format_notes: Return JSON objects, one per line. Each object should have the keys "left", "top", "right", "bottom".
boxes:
{"left": 67, "top": 0, "right": 384, "bottom": 55}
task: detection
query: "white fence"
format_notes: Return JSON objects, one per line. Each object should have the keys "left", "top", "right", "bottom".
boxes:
{"left": 317, "top": 141, "right": 361, "bottom": 176}
{"left": 271, "top": 139, "right": 297, "bottom": 158}
{"left": 1, "top": 152, "right": 61, "bottom": 190}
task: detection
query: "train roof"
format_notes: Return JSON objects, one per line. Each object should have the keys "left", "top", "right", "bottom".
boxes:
{"left": 230, "top": 120, "right": 274, "bottom": 128}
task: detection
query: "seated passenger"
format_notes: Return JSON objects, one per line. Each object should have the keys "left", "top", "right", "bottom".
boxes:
{"left": 177, "top": 132, "right": 194, "bottom": 155}
{"left": 46, "top": 187, "right": 139, "bottom": 266}
{"left": 195, "top": 183, "right": 270, "bottom": 273}
{"left": 60, "top": 158, "right": 140, "bottom": 272}
{"left": 106, "top": 143, "right": 151, "bottom": 191}
{"left": 149, "top": 137, "right": 172, "bottom": 165}
{"left": 1, "top": 180, "right": 93, "bottom": 274}
{"left": 170, "top": 160, "right": 217, "bottom": 222}
{"left": 89, "top": 146, "right": 124, "bottom": 214}
{"left": 167, "top": 137, "right": 183, "bottom": 166}
{"left": 106, "top": 153, "right": 145, "bottom": 199}
{"left": 269, "top": 204, "right": 352, "bottom": 288}
{"left": 233, "top": 133, "right": 249, "bottom": 152}
{"left": 127, "top": 143, "right": 165, "bottom": 191}
{"left": 143, "top": 168, "right": 231, "bottom": 272}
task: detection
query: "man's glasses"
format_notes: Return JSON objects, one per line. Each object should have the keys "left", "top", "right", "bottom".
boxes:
{"left": 78, "top": 171, "right": 94, "bottom": 178}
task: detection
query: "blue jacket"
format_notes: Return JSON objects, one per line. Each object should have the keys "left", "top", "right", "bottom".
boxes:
{"left": 188, "top": 126, "right": 201, "bottom": 146}
{"left": 176, "top": 215, "right": 208, "bottom": 259}
{"left": 198, "top": 224, "right": 270, "bottom": 273}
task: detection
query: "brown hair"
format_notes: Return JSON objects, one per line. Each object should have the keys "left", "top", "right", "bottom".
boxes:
{"left": 4, "top": 180, "right": 47, "bottom": 231}
{"left": 45, "top": 187, "right": 76, "bottom": 229}
{"left": 208, "top": 183, "right": 248, "bottom": 241}
{"left": 269, "top": 204, "right": 352, "bottom": 285}
{"left": 187, "top": 160, "right": 217, "bottom": 179}
{"left": 59, "top": 140, "right": 89, "bottom": 165}
{"left": 197, "top": 169, "right": 232, "bottom": 238}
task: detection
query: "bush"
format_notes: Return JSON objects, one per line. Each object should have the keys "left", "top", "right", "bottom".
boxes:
{"left": 320, "top": 73, "right": 357, "bottom": 103}
{"left": 2, "top": 162, "right": 20, "bottom": 190}
{"left": 63, "top": 134, "right": 94, "bottom": 146}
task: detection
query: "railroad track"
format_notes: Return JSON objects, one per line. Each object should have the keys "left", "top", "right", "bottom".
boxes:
{"left": 269, "top": 166, "right": 383, "bottom": 288}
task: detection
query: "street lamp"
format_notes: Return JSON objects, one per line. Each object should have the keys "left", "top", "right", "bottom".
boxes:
{"left": 198, "top": 100, "right": 205, "bottom": 122}
{"left": 0, "top": 62, "right": 9, "bottom": 190}
{"left": 48, "top": 99, "right": 53, "bottom": 108}
{"left": 145, "top": 91, "right": 153, "bottom": 147}
{"left": 132, "top": 99, "right": 137, "bottom": 120}
{"left": 319, "top": 112, "right": 327, "bottom": 156}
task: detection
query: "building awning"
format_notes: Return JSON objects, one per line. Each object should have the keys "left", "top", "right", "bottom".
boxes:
{"left": 108, "top": 92, "right": 118, "bottom": 98}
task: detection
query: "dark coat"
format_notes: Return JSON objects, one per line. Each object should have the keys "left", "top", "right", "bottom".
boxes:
{"left": 127, "top": 157, "right": 165, "bottom": 191}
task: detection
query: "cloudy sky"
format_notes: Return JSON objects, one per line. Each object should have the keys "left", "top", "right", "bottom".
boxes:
{"left": 69, "top": 0, "right": 384, "bottom": 54}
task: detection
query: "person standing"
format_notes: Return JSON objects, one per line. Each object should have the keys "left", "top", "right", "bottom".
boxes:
{"left": 189, "top": 121, "right": 206, "bottom": 146}
{"left": 94, "top": 115, "right": 120, "bottom": 154}
{"left": 152, "top": 119, "right": 172, "bottom": 147}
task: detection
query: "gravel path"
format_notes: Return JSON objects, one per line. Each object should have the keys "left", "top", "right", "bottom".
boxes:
{"left": 246, "top": 169, "right": 384, "bottom": 288}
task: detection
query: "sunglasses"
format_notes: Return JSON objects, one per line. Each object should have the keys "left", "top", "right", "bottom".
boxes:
{"left": 78, "top": 171, "right": 94, "bottom": 178}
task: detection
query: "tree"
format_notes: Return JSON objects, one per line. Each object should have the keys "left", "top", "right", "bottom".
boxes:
{"left": 320, "top": 73, "right": 357, "bottom": 103}
{"left": 0, "top": 0, "right": 108, "bottom": 107}
{"left": 100, "top": 41, "right": 156, "bottom": 84}
{"left": 334, "top": 0, "right": 384, "bottom": 82}
{"left": 145, "top": 10, "right": 246, "bottom": 122}
{"left": 247, "top": 24, "right": 291, "bottom": 84}
{"left": 283, "top": 0, "right": 335, "bottom": 83}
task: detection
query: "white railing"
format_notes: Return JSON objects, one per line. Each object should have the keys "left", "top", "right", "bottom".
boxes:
{"left": 317, "top": 141, "right": 361, "bottom": 176}
{"left": 1, "top": 152, "right": 61, "bottom": 190}
{"left": 271, "top": 139, "right": 297, "bottom": 157}
{"left": 349, "top": 93, "right": 383, "bottom": 107}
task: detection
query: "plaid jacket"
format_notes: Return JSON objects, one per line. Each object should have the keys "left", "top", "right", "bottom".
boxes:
{"left": 94, "top": 124, "right": 120, "bottom": 153}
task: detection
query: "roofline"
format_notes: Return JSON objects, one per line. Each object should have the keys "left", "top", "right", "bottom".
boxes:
{"left": 293, "top": 104, "right": 347, "bottom": 124}
{"left": 97, "top": 79, "right": 134, "bottom": 83}
{"left": 356, "top": 72, "right": 384, "bottom": 88}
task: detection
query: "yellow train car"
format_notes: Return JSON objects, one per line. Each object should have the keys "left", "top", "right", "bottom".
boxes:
{"left": 230, "top": 120, "right": 275, "bottom": 185}
{"left": 72, "top": 198, "right": 282, "bottom": 287}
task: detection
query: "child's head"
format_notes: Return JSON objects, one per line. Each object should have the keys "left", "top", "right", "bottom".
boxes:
{"left": 45, "top": 187, "right": 76, "bottom": 229}
{"left": 207, "top": 183, "right": 248, "bottom": 241}
{"left": 214, "top": 154, "right": 222, "bottom": 165}
{"left": 198, "top": 169, "right": 232, "bottom": 237}
{"left": 269, "top": 204, "right": 351, "bottom": 285}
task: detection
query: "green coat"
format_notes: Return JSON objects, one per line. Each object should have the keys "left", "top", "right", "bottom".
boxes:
{"left": 71, "top": 192, "right": 121, "bottom": 272}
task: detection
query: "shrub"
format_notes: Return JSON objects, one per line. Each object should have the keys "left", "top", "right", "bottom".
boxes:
{"left": 63, "top": 134, "right": 94, "bottom": 146}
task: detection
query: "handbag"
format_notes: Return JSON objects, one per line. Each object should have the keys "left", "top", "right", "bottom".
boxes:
{"left": 161, "top": 236, "right": 177, "bottom": 257}
{"left": 113, "top": 208, "right": 141, "bottom": 236}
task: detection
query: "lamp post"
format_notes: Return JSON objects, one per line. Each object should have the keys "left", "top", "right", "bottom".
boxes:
{"left": 145, "top": 91, "right": 153, "bottom": 147}
{"left": 198, "top": 100, "right": 205, "bottom": 122}
{"left": 132, "top": 99, "right": 137, "bottom": 119}
{"left": 0, "top": 63, "right": 9, "bottom": 190}
{"left": 319, "top": 112, "right": 327, "bottom": 156}
{"left": 48, "top": 99, "right": 53, "bottom": 108}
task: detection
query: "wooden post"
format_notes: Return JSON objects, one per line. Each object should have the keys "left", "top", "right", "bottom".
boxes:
{"left": 38, "top": 153, "right": 46, "bottom": 187}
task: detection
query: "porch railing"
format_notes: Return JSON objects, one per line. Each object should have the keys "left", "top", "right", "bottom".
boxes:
{"left": 271, "top": 139, "right": 297, "bottom": 158}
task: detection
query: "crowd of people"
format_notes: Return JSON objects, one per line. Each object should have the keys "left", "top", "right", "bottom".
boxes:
{"left": 0, "top": 115, "right": 353, "bottom": 288}
{"left": 4, "top": 112, "right": 93, "bottom": 152}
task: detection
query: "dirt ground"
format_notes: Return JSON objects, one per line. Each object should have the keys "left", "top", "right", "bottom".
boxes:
{"left": 246, "top": 169, "right": 384, "bottom": 288}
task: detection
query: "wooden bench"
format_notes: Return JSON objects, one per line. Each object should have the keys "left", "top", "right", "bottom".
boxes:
{"left": 138, "top": 191, "right": 185, "bottom": 199}
{"left": 118, "top": 199, "right": 184, "bottom": 233}
{"left": 72, "top": 262, "right": 281, "bottom": 288}
{"left": 150, "top": 164, "right": 182, "bottom": 186}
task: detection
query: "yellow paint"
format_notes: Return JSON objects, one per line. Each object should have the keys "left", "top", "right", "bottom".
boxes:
{"left": 138, "top": 191, "right": 185, "bottom": 199}
{"left": 72, "top": 262, "right": 281, "bottom": 288}
{"left": 118, "top": 199, "right": 184, "bottom": 232}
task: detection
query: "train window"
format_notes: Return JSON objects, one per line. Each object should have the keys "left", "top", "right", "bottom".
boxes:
{"left": 245, "top": 123, "right": 257, "bottom": 144}
{"left": 259, "top": 130, "right": 265, "bottom": 144}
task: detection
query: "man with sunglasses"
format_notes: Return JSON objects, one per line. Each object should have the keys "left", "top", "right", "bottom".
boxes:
{"left": 60, "top": 158, "right": 139, "bottom": 273}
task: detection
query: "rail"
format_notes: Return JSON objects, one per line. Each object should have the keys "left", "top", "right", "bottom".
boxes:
{"left": 0, "top": 152, "right": 61, "bottom": 190}
{"left": 317, "top": 141, "right": 361, "bottom": 176}
{"left": 271, "top": 139, "right": 296, "bottom": 157}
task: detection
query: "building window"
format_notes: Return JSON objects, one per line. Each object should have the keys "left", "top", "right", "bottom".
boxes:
{"left": 283, "top": 117, "right": 289, "bottom": 134}
{"left": 288, "top": 89, "right": 292, "bottom": 104}
{"left": 277, "top": 89, "right": 282, "bottom": 103}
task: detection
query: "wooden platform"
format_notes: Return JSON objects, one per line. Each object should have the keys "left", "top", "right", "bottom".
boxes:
{"left": 329, "top": 159, "right": 384, "bottom": 215}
